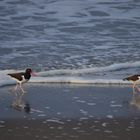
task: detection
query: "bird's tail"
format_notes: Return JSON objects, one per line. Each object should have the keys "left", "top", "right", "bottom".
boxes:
{"left": 123, "top": 77, "right": 127, "bottom": 81}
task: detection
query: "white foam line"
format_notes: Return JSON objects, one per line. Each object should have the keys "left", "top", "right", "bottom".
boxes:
{"left": 0, "top": 62, "right": 138, "bottom": 87}
{"left": 30, "top": 76, "right": 131, "bottom": 85}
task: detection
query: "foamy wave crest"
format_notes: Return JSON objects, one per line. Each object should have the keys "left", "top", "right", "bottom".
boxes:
{"left": 1, "top": 61, "right": 139, "bottom": 87}
{"left": 0, "top": 70, "right": 16, "bottom": 86}
{"left": 38, "top": 61, "right": 140, "bottom": 76}
{"left": 30, "top": 76, "right": 129, "bottom": 85}
{"left": 0, "top": 69, "right": 130, "bottom": 87}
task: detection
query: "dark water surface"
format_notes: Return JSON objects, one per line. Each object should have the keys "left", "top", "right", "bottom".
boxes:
{"left": 0, "top": 84, "right": 140, "bottom": 139}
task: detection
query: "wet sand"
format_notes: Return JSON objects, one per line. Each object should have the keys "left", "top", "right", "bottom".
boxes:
{"left": 0, "top": 84, "right": 140, "bottom": 140}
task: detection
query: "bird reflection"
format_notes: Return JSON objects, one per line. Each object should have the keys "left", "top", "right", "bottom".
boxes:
{"left": 130, "top": 93, "right": 140, "bottom": 109}
{"left": 11, "top": 93, "right": 30, "bottom": 113}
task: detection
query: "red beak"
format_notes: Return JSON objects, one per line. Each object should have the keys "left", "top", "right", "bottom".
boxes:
{"left": 31, "top": 72, "right": 37, "bottom": 76}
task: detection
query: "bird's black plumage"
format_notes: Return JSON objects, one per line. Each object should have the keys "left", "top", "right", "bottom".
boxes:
{"left": 7, "top": 68, "right": 33, "bottom": 93}
{"left": 8, "top": 68, "right": 32, "bottom": 82}
{"left": 123, "top": 75, "right": 140, "bottom": 82}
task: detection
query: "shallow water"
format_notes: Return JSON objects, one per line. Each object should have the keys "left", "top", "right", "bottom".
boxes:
{"left": 0, "top": 84, "right": 140, "bottom": 139}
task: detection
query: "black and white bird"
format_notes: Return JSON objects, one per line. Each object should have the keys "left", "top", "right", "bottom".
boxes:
{"left": 123, "top": 74, "right": 140, "bottom": 94}
{"left": 8, "top": 68, "right": 35, "bottom": 94}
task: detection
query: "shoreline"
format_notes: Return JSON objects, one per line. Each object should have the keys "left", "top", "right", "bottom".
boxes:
{"left": 0, "top": 84, "right": 140, "bottom": 139}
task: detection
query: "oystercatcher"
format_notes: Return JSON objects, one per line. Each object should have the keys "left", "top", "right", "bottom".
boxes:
{"left": 8, "top": 68, "right": 35, "bottom": 94}
{"left": 123, "top": 74, "right": 140, "bottom": 94}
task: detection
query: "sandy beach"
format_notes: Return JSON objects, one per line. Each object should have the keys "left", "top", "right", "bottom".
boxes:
{"left": 0, "top": 84, "right": 140, "bottom": 140}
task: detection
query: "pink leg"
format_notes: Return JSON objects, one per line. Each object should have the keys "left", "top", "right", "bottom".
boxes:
{"left": 132, "top": 83, "right": 136, "bottom": 94}
{"left": 19, "top": 83, "right": 26, "bottom": 94}
{"left": 132, "top": 82, "right": 140, "bottom": 93}
{"left": 12, "top": 84, "right": 19, "bottom": 96}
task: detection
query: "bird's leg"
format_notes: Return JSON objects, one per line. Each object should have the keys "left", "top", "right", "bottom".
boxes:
{"left": 12, "top": 83, "right": 19, "bottom": 96}
{"left": 132, "top": 82, "right": 136, "bottom": 94}
{"left": 133, "top": 81, "right": 140, "bottom": 93}
{"left": 134, "top": 81, "right": 140, "bottom": 92}
{"left": 19, "top": 83, "right": 26, "bottom": 94}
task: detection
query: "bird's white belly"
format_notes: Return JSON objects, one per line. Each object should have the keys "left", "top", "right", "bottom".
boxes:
{"left": 11, "top": 76, "right": 28, "bottom": 84}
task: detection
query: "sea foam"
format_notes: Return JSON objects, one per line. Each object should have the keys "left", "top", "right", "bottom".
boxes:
{"left": 37, "top": 61, "right": 140, "bottom": 76}
{"left": 30, "top": 76, "right": 129, "bottom": 85}
{"left": 0, "top": 70, "right": 131, "bottom": 88}
{"left": 1, "top": 61, "right": 139, "bottom": 87}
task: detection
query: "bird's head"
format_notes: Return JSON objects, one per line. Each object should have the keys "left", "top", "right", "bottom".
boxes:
{"left": 26, "top": 68, "right": 32, "bottom": 73}
{"left": 26, "top": 68, "right": 37, "bottom": 76}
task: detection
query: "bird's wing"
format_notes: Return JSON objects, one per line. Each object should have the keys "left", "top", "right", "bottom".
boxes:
{"left": 7, "top": 72, "right": 25, "bottom": 81}
{"left": 124, "top": 75, "right": 139, "bottom": 81}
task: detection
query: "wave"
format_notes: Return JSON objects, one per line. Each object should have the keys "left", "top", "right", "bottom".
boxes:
{"left": 30, "top": 76, "right": 130, "bottom": 85}
{"left": 0, "top": 70, "right": 16, "bottom": 87}
{"left": 1, "top": 61, "right": 137, "bottom": 87}
{"left": 0, "top": 73, "right": 130, "bottom": 87}
{"left": 37, "top": 61, "right": 140, "bottom": 76}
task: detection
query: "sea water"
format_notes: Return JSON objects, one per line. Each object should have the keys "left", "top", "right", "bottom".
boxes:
{"left": 0, "top": 0, "right": 140, "bottom": 86}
